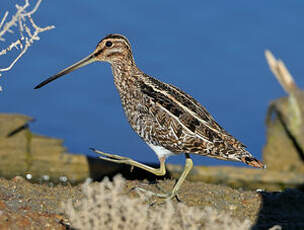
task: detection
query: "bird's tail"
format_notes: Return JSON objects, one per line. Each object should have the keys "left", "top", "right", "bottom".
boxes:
{"left": 241, "top": 155, "right": 265, "bottom": 168}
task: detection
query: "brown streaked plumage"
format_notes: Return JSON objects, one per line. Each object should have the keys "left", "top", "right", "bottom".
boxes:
{"left": 35, "top": 33, "right": 264, "bottom": 200}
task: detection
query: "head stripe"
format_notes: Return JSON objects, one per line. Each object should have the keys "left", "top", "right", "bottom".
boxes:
{"left": 101, "top": 34, "right": 131, "bottom": 49}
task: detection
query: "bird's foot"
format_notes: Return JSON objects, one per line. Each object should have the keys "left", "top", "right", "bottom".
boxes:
{"left": 90, "top": 147, "right": 133, "bottom": 164}
{"left": 131, "top": 186, "right": 181, "bottom": 205}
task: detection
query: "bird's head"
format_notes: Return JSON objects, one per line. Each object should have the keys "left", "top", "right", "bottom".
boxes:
{"left": 94, "top": 34, "right": 133, "bottom": 63}
{"left": 34, "top": 33, "right": 133, "bottom": 89}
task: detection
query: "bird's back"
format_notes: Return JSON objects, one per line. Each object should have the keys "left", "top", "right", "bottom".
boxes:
{"left": 117, "top": 70, "right": 252, "bottom": 163}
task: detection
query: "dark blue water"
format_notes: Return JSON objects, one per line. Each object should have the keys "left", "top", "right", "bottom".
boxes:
{"left": 1, "top": 1, "right": 304, "bottom": 167}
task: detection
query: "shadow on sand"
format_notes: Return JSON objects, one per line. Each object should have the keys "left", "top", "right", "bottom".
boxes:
{"left": 252, "top": 187, "right": 304, "bottom": 230}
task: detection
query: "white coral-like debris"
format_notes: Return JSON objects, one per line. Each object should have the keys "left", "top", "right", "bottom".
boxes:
{"left": 63, "top": 175, "right": 254, "bottom": 230}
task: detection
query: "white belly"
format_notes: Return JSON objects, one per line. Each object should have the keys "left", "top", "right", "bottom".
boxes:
{"left": 147, "top": 143, "right": 175, "bottom": 159}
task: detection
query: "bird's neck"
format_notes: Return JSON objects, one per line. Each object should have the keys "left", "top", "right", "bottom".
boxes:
{"left": 111, "top": 60, "right": 141, "bottom": 93}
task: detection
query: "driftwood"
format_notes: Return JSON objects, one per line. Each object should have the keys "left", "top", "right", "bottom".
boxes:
{"left": 263, "top": 50, "right": 304, "bottom": 173}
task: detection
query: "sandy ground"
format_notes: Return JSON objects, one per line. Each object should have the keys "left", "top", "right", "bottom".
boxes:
{"left": 0, "top": 176, "right": 303, "bottom": 229}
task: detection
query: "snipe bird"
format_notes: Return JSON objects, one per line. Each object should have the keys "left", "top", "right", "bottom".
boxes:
{"left": 35, "top": 34, "right": 264, "bottom": 200}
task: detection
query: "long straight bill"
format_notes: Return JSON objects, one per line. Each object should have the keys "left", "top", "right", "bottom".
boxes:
{"left": 34, "top": 54, "right": 96, "bottom": 89}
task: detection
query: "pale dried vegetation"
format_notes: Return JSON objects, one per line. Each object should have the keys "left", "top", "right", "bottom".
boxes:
{"left": 63, "top": 176, "right": 253, "bottom": 230}
{"left": 0, "top": 0, "right": 54, "bottom": 91}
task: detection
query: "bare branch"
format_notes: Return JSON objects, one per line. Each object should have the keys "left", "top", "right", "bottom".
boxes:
{"left": 0, "top": 0, "right": 55, "bottom": 91}
{"left": 0, "top": 11, "right": 9, "bottom": 34}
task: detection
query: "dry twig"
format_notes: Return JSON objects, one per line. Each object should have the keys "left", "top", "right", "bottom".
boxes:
{"left": 0, "top": 0, "right": 55, "bottom": 91}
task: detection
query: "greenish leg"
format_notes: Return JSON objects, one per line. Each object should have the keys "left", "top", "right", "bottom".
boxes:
{"left": 135, "top": 153, "right": 193, "bottom": 200}
{"left": 90, "top": 148, "right": 166, "bottom": 176}
{"left": 91, "top": 148, "right": 193, "bottom": 200}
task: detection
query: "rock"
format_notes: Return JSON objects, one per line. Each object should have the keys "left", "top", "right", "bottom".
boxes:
{"left": 1, "top": 112, "right": 304, "bottom": 190}
{"left": 167, "top": 164, "right": 304, "bottom": 191}
{"left": 0, "top": 114, "right": 90, "bottom": 184}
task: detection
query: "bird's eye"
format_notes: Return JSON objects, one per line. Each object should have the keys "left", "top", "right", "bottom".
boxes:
{"left": 105, "top": 41, "right": 112, "bottom": 47}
